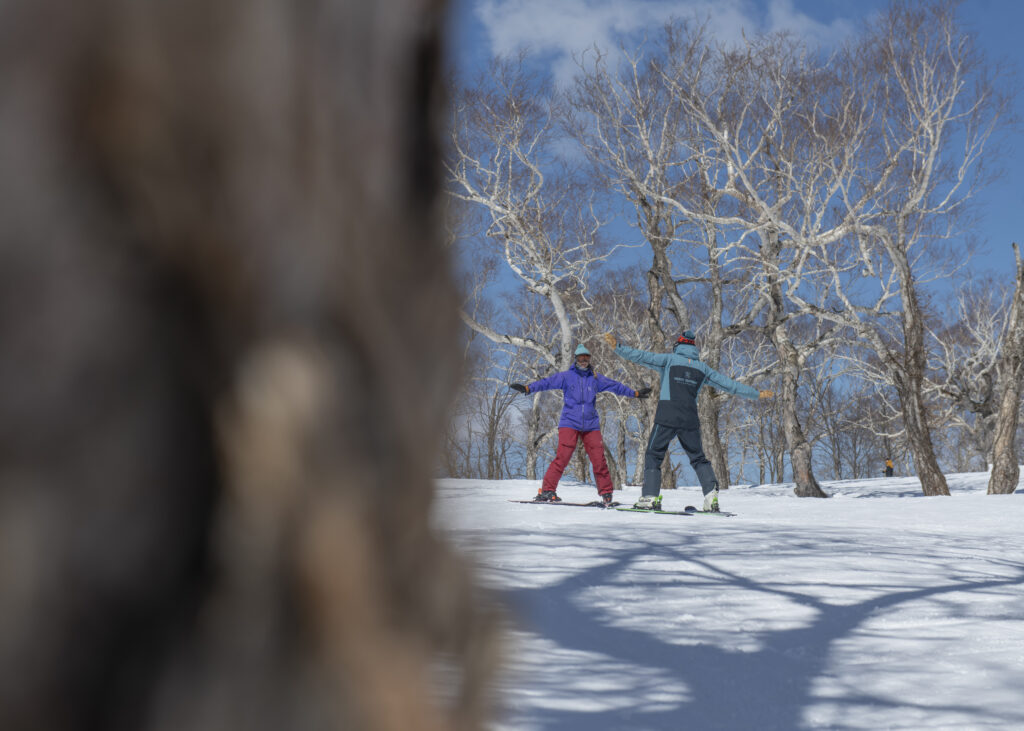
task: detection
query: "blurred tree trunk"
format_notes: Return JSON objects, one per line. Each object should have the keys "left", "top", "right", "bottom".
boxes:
{"left": 0, "top": 1, "right": 499, "bottom": 730}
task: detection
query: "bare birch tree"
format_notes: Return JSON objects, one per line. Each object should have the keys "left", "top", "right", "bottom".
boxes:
{"left": 931, "top": 274, "right": 1012, "bottom": 470}
{"left": 447, "top": 56, "right": 613, "bottom": 372}
{"left": 987, "top": 243, "right": 1024, "bottom": 494}
{"left": 784, "top": 2, "right": 1010, "bottom": 496}
{"left": 444, "top": 340, "right": 522, "bottom": 479}
{"left": 931, "top": 245, "right": 1024, "bottom": 493}
{"left": 566, "top": 44, "right": 693, "bottom": 338}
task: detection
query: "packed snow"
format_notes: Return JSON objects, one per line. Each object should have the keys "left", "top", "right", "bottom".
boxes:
{"left": 433, "top": 473, "right": 1024, "bottom": 730}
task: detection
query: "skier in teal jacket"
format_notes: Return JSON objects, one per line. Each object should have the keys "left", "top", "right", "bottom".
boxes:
{"left": 604, "top": 330, "right": 773, "bottom": 512}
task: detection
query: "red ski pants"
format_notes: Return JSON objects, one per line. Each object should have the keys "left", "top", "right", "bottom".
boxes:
{"left": 541, "top": 427, "right": 614, "bottom": 495}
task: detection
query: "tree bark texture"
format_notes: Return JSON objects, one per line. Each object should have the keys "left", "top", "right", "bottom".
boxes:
{"left": 896, "top": 374, "right": 951, "bottom": 496}
{"left": 0, "top": 2, "right": 499, "bottom": 730}
{"left": 627, "top": 408, "right": 646, "bottom": 486}
{"left": 616, "top": 422, "right": 628, "bottom": 489}
{"left": 698, "top": 269, "right": 730, "bottom": 491}
{"left": 660, "top": 455, "right": 677, "bottom": 492}
{"left": 891, "top": 252, "right": 951, "bottom": 496}
{"left": 988, "top": 244, "right": 1024, "bottom": 495}
{"left": 603, "top": 442, "right": 623, "bottom": 494}
{"left": 640, "top": 203, "right": 689, "bottom": 334}
{"left": 698, "top": 389, "right": 729, "bottom": 489}
{"left": 574, "top": 440, "right": 590, "bottom": 483}
{"left": 988, "top": 381, "right": 1022, "bottom": 494}
{"left": 525, "top": 398, "right": 543, "bottom": 480}
{"left": 777, "top": 337, "right": 828, "bottom": 498}
{"left": 486, "top": 396, "right": 501, "bottom": 479}
{"left": 698, "top": 216, "right": 732, "bottom": 490}
{"left": 762, "top": 230, "right": 827, "bottom": 498}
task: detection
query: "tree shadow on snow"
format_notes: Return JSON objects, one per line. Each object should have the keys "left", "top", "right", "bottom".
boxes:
{"left": 470, "top": 525, "right": 1024, "bottom": 731}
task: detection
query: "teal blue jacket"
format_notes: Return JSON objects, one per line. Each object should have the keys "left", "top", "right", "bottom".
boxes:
{"left": 615, "top": 342, "right": 758, "bottom": 428}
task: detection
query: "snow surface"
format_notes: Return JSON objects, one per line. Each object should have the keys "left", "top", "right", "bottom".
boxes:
{"left": 433, "top": 473, "right": 1024, "bottom": 730}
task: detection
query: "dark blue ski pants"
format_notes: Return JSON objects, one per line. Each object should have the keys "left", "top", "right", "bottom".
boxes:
{"left": 642, "top": 423, "right": 718, "bottom": 497}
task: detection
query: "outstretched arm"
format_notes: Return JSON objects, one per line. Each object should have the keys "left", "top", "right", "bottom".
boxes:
{"left": 510, "top": 371, "right": 566, "bottom": 395}
{"left": 522, "top": 371, "right": 565, "bottom": 394}
{"left": 704, "top": 368, "right": 761, "bottom": 400}
{"left": 595, "top": 373, "right": 649, "bottom": 398}
{"left": 615, "top": 344, "right": 669, "bottom": 370}
{"left": 602, "top": 332, "right": 668, "bottom": 371}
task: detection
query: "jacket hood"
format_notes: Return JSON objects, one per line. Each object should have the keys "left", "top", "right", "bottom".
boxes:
{"left": 673, "top": 342, "right": 700, "bottom": 359}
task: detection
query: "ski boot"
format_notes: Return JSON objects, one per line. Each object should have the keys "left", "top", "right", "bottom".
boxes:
{"left": 632, "top": 495, "right": 662, "bottom": 511}
{"left": 533, "top": 490, "right": 562, "bottom": 503}
{"left": 703, "top": 488, "right": 720, "bottom": 513}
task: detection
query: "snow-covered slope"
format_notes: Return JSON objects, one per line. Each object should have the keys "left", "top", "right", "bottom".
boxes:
{"left": 434, "top": 474, "right": 1024, "bottom": 730}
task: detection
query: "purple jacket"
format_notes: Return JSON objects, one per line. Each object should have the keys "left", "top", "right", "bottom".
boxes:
{"left": 528, "top": 364, "right": 636, "bottom": 431}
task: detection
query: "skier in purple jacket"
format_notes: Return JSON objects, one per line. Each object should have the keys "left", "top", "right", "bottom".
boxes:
{"left": 511, "top": 344, "right": 650, "bottom": 506}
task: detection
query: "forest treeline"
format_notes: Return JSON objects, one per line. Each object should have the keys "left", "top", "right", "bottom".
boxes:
{"left": 442, "top": 1, "right": 1024, "bottom": 496}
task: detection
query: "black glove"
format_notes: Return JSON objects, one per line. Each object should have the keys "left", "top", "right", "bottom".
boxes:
{"left": 510, "top": 383, "right": 528, "bottom": 394}
{"left": 636, "top": 387, "right": 652, "bottom": 399}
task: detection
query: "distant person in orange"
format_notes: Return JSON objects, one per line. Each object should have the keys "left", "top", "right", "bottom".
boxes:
{"left": 884, "top": 458, "right": 894, "bottom": 477}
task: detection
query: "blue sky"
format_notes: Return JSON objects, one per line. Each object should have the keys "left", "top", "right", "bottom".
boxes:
{"left": 445, "top": 0, "right": 1024, "bottom": 276}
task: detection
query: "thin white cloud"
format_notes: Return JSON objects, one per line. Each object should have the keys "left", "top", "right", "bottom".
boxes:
{"left": 475, "top": 0, "right": 857, "bottom": 83}
{"left": 763, "top": 0, "right": 855, "bottom": 44}
{"left": 477, "top": 0, "right": 678, "bottom": 57}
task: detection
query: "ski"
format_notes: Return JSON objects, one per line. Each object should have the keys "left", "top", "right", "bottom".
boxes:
{"left": 509, "top": 499, "right": 620, "bottom": 508}
{"left": 683, "top": 505, "right": 736, "bottom": 516}
{"left": 508, "top": 500, "right": 733, "bottom": 515}
{"left": 616, "top": 506, "right": 736, "bottom": 517}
